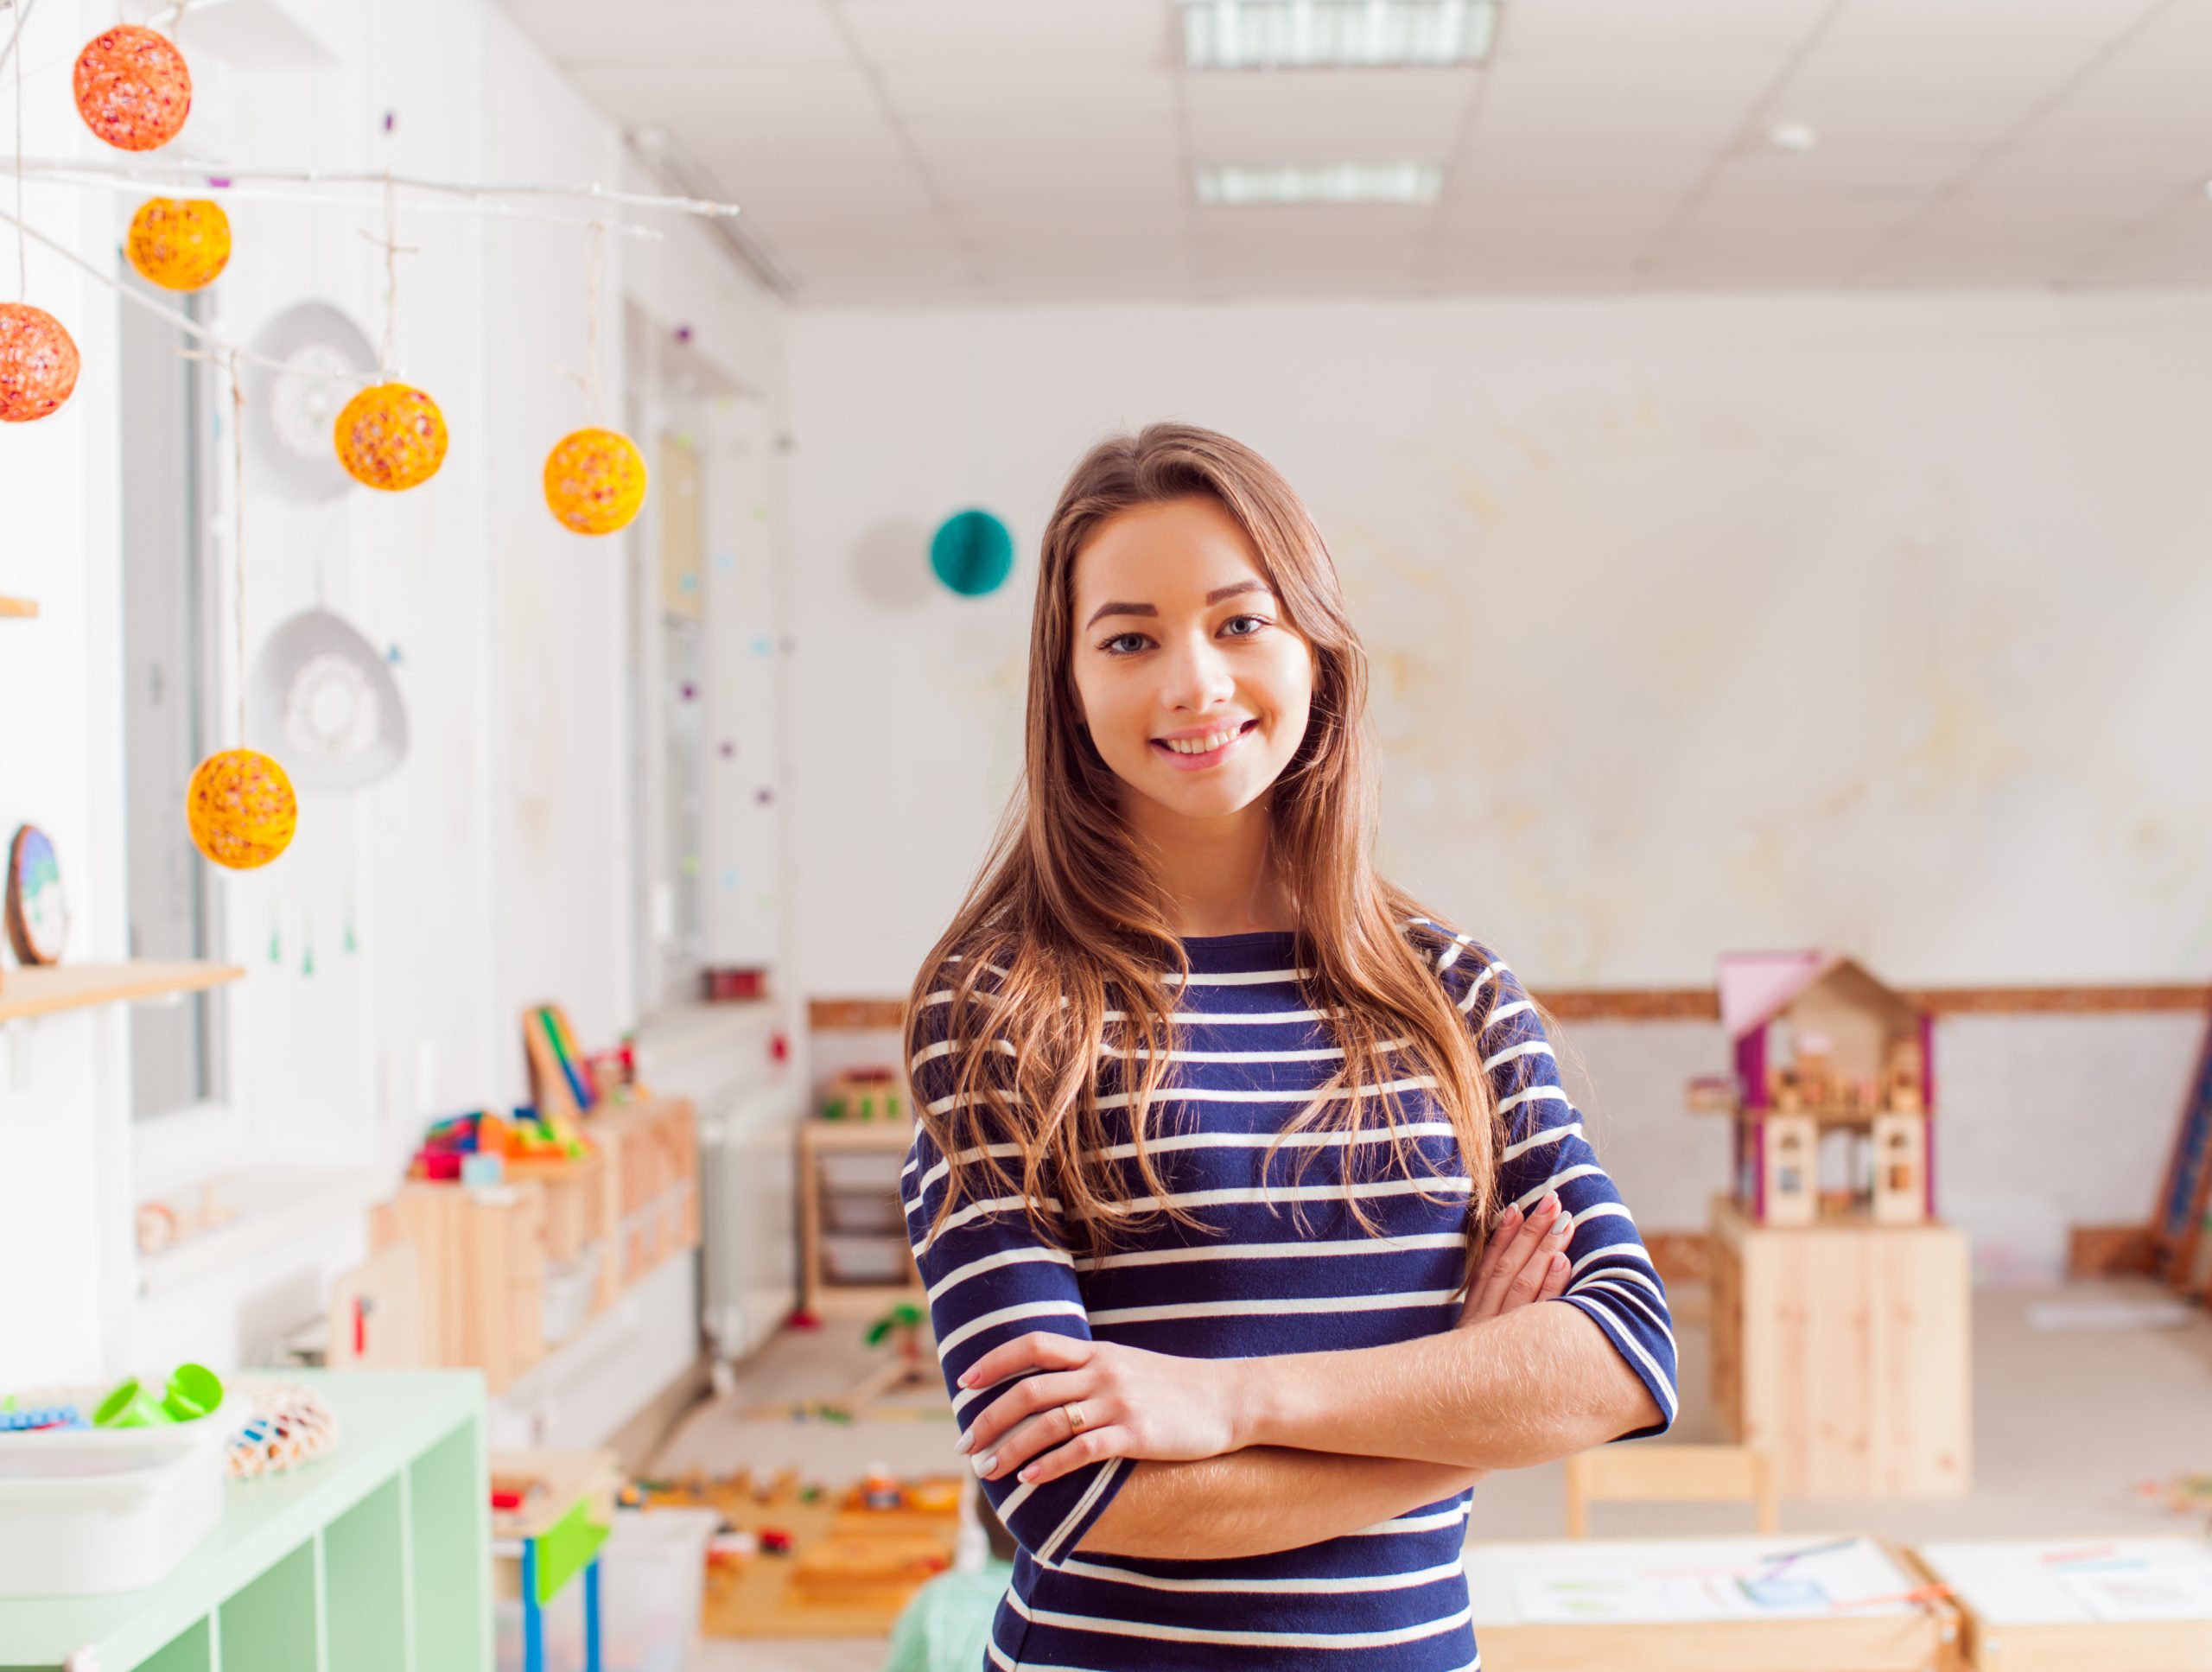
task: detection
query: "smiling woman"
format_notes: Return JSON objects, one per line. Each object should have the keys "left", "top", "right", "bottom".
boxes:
{"left": 900, "top": 423, "right": 1673, "bottom": 1672}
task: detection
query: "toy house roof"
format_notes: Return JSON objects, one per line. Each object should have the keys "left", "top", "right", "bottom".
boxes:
{"left": 1718, "top": 950, "right": 1923, "bottom": 1039}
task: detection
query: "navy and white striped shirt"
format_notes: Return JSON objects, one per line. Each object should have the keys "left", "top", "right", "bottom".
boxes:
{"left": 903, "top": 925, "right": 1676, "bottom": 1671}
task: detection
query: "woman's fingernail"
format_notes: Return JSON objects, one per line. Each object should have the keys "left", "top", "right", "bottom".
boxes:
{"left": 1545, "top": 1193, "right": 1561, "bottom": 1213}
{"left": 957, "top": 1371, "right": 974, "bottom": 1388}
{"left": 972, "top": 1453, "right": 996, "bottom": 1478}
{"left": 1018, "top": 1466, "right": 1037, "bottom": 1483}
{"left": 955, "top": 1431, "right": 974, "bottom": 1454}
{"left": 1552, "top": 1214, "right": 1573, "bottom": 1238}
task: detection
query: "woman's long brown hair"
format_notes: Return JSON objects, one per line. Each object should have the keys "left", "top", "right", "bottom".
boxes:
{"left": 905, "top": 423, "right": 1503, "bottom": 1272}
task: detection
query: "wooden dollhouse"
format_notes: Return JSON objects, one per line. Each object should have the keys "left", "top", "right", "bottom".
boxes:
{"left": 1692, "top": 952, "right": 1970, "bottom": 1499}
{"left": 1689, "top": 951, "right": 1936, "bottom": 1227}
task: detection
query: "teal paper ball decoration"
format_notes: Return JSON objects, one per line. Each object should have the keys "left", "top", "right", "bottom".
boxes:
{"left": 930, "top": 508, "right": 1014, "bottom": 598}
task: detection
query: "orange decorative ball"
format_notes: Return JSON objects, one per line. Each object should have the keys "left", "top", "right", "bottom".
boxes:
{"left": 334, "top": 382, "right": 448, "bottom": 492}
{"left": 0, "top": 304, "right": 81, "bottom": 423}
{"left": 73, "top": 27, "right": 192, "bottom": 152}
{"left": 186, "top": 750, "right": 296, "bottom": 870}
{"left": 543, "top": 428, "right": 648, "bottom": 535}
{"left": 125, "top": 197, "right": 231, "bottom": 291}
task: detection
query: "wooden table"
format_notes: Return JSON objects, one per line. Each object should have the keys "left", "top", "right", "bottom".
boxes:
{"left": 1915, "top": 1537, "right": 2212, "bottom": 1671}
{"left": 1465, "top": 1534, "right": 1961, "bottom": 1672}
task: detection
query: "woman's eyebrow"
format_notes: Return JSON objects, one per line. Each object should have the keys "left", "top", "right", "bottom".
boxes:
{"left": 1084, "top": 581, "right": 1272, "bottom": 631}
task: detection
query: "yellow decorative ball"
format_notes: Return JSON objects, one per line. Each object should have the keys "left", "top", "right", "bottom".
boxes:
{"left": 125, "top": 196, "right": 231, "bottom": 291}
{"left": 186, "top": 749, "right": 296, "bottom": 871}
{"left": 543, "top": 427, "right": 648, "bottom": 535}
{"left": 334, "top": 381, "right": 448, "bottom": 492}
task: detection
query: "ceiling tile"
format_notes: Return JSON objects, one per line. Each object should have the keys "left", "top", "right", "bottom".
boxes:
{"left": 835, "top": 0, "right": 1177, "bottom": 67}
{"left": 504, "top": 0, "right": 851, "bottom": 68}
{"left": 1185, "top": 69, "right": 1478, "bottom": 162}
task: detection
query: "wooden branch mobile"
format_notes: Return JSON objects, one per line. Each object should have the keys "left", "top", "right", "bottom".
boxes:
{"left": 1, "top": 1, "right": 740, "bottom": 871}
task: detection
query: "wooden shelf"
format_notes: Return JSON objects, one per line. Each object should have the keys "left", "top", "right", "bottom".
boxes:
{"left": 0, "top": 596, "right": 35, "bottom": 618}
{"left": 0, "top": 960, "right": 244, "bottom": 1023}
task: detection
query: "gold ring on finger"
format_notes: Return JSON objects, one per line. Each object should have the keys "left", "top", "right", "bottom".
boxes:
{"left": 1065, "top": 1402, "right": 1088, "bottom": 1433}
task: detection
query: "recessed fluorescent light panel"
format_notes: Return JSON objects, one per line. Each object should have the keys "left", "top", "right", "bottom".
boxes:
{"left": 1195, "top": 161, "right": 1444, "bottom": 206}
{"left": 1181, "top": 0, "right": 1500, "bottom": 70}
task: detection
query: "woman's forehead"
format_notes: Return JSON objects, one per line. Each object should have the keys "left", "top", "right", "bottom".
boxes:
{"left": 1073, "top": 499, "right": 1271, "bottom": 611}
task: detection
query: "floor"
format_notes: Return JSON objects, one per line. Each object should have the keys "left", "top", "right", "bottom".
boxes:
{"left": 656, "top": 1279, "right": 2212, "bottom": 1672}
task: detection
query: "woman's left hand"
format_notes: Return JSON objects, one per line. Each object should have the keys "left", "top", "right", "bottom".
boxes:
{"left": 952, "top": 1333, "right": 1246, "bottom": 1488}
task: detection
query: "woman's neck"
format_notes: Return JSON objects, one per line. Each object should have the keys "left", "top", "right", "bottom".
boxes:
{"left": 1125, "top": 793, "right": 1296, "bottom": 938}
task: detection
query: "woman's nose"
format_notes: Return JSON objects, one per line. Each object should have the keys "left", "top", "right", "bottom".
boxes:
{"left": 1160, "top": 633, "right": 1236, "bottom": 710}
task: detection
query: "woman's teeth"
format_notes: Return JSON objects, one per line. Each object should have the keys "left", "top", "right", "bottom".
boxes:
{"left": 1163, "top": 725, "right": 1243, "bottom": 755}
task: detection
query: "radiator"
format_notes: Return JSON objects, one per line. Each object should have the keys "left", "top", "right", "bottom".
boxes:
{"left": 700, "top": 1084, "right": 803, "bottom": 1369}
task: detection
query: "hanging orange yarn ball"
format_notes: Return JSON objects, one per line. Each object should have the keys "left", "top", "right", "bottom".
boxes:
{"left": 186, "top": 749, "right": 296, "bottom": 871}
{"left": 73, "top": 26, "right": 192, "bottom": 153}
{"left": 334, "top": 382, "right": 448, "bottom": 492}
{"left": 125, "top": 197, "right": 232, "bottom": 291}
{"left": 0, "top": 303, "right": 82, "bottom": 423}
{"left": 543, "top": 427, "right": 648, "bottom": 535}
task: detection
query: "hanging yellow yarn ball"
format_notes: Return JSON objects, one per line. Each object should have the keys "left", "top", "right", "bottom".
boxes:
{"left": 334, "top": 381, "right": 448, "bottom": 492}
{"left": 186, "top": 749, "right": 297, "bottom": 871}
{"left": 125, "top": 197, "right": 232, "bottom": 291}
{"left": 543, "top": 427, "right": 648, "bottom": 535}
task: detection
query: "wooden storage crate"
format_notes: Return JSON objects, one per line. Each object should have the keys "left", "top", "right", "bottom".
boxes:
{"left": 799, "top": 1120, "right": 925, "bottom": 1319}
{"left": 590, "top": 1096, "right": 700, "bottom": 1287}
{"left": 376, "top": 1182, "right": 549, "bottom": 1395}
{"left": 1708, "top": 1194, "right": 1971, "bottom": 1497}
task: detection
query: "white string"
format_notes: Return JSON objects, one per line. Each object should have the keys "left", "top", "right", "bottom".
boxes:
{"left": 16, "top": 163, "right": 670, "bottom": 237}
{"left": 378, "top": 173, "right": 397, "bottom": 378}
{"left": 4, "top": 151, "right": 742, "bottom": 221}
{"left": 0, "top": 0, "right": 35, "bottom": 83}
{"left": 10, "top": 0, "right": 26, "bottom": 300}
{"left": 229, "top": 349, "right": 245, "bottom": 747}
{"left": 1, "top": 203, "right": 359, "bottom": 382}
{"left": 585, "top": 219, "right": 602, "bottom": 425}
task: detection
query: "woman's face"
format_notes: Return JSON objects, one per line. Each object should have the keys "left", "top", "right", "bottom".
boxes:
{"left": 1069, "top": 495, "right": 1316, "bottom": 825}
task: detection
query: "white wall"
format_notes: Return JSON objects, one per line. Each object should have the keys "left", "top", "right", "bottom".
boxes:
{"left": 0, "top": 0, "right": 785, "bottom": 1384}
{"left": 783, "top": 292, "right": 2212, "bottom": 1277}
{"left": 786, "top": 292, "right": 2212, "bottom": 995}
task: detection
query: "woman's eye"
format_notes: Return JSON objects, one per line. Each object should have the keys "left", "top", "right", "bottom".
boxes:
{"left": 1222, "top": 614, "right": 1268, "bottom": 638}
{"left": 1103, "top": 633, "right": 1150, "bottom": 655}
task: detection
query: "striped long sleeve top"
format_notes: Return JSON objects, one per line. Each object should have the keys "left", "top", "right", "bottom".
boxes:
{"left": 901, "top": 925, "right": 1676, "bottom": 1672}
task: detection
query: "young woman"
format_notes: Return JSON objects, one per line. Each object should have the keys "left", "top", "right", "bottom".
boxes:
{"left": 901, "top": 424, "right": 1675, "bottom": 1671}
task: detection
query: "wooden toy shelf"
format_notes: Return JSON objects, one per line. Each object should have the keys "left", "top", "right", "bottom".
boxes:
{"left": 0, "top": 596, "right": 35, "bottom": 617}
{"left": 799, "top": 1120, "right": 925, "bottom": 1320}
{"left": 0, "top": 1370, "right": 491, "bottom": 1672}
{"left": 0, "top": 961, "right": 245, "bottom": 1023}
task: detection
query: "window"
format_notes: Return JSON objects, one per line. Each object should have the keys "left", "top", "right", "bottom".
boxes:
{"left": 119, "top": 270, "right": 226, "bottom": 1116}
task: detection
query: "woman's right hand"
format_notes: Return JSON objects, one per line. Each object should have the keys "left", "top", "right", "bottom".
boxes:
{"left": 1460, "top": 1192, "right": 1573, "bottom": 1325}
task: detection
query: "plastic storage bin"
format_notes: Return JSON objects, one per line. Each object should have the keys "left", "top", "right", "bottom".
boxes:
{"left": 603, "top": 1507, "right": 719, "bottom": 1672}
{"left": 0, "top": 1385, "right": 231, "bottom": 1597}
{"left": 823, "top": 1190, "right": 905, "bottom": 1235}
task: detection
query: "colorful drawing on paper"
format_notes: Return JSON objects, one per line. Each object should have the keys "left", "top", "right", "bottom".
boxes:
{"left": 5, "top": 824, "right": 68, "bottom": 965}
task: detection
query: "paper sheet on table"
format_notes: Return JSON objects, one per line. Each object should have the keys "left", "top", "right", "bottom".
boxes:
{"left": 1496, "top": 1537, "right": 1916, "bottom": 1624}
{"left": 1918, "top": 1538, "right": 2212, "bottom": 1626}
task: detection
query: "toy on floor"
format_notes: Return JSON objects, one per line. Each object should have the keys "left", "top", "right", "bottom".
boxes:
{"left": 639, "top": 1467, "right": 961, "bottom": 1638}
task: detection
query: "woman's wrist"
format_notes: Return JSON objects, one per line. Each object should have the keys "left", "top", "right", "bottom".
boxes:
{"left": 1220, "top": 1351, "right": 1294, "bottom": 1453}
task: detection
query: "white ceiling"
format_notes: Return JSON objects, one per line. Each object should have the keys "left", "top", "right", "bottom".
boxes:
{"left": 506, "top": 0, "right": 2212, "bottom": 304}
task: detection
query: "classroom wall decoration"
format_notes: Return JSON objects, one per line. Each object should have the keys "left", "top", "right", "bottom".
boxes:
{"left": 246, "top": 609, "right": 410, "bottom": 791}
{"left": 334, "top": 381, "right": 448, "bottom": 491}
{"left": 73, "top": 26, "right": 193, "bottom": 152}
{"left": 3, "top": 825, "right": 68, "bottom": 965}
{"left": 0, "top": 303, "right": 82, "bottom": 423}
{"left": 124, "top": 197, "right": 232, "bottom": 292}
{"left": 543, "top": 426, "right": 648, "bottom": 534}
{"left": 244, "top": 302, "right": 376, "bottom": 502}
{"left": 186, "top": 749, "right": 298, "bottom": 871}
{"left": 930, "top": 507, "right": 1014, "bottom": 598}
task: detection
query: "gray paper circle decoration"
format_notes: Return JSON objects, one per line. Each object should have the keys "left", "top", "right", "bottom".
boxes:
{"left": 246, "top": 609, "right": 410, "bottom": 791}
{"left": 245, "top": 302, "right": 377, "bottom": 502}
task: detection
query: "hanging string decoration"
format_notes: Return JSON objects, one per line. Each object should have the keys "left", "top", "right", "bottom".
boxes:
{"left": 0, "top": 303, "right": 81, "bottom": 423}
{"left": 334, "top": 381, "right": 448, "bottom": 491}
{"left": 73, "top": 27, "right": 193, "bottom": 153}
{"left": 186, "top": 748, "right": 297, "bottom": 870}
{"left": 543, "top": 427, "right": 647, "bottom": 534}
{"left": 930, "top": 508, "right": 1016, "bottom": 598}
{"left": 124, "top": 197, "right": 231, "bottom": 291}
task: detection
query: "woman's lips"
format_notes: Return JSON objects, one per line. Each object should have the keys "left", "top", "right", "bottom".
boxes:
{"left": 1151, "top": 718, "right": 1258, "bottom": 771}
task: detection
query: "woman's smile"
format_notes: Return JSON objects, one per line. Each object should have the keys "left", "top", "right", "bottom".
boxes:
{"left": 1152, "top": 717, "right": 1259, "bottom": 769}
